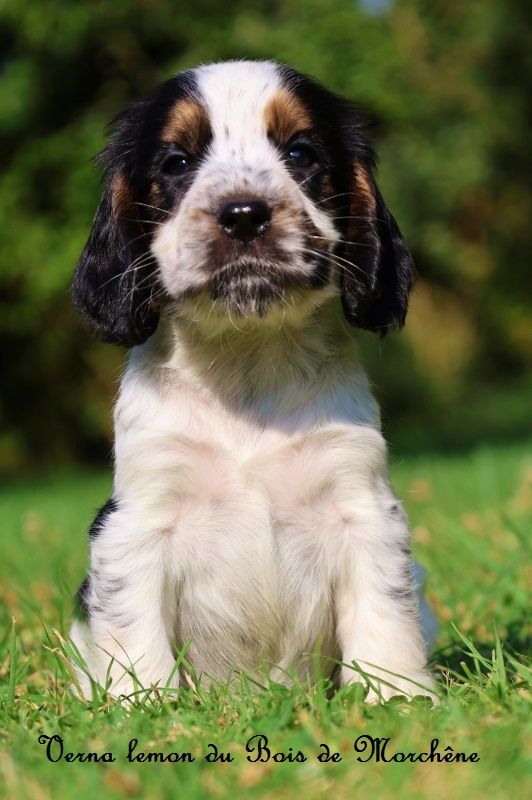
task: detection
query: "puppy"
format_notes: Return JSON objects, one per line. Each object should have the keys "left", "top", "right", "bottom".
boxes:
{"left": 70, "top": 60, "right": 436, "bottom": 702}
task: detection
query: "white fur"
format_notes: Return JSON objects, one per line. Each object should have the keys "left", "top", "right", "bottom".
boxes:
{"left": 70, "top": 61, "right": 436, "bottom": 702}
{"left": 72, "top": 307, "right": 436, "bottom": 701}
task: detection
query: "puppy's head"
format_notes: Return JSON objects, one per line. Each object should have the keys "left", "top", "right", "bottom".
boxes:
{"left": 72, "top": 61, "right": 414, "bottom": 346}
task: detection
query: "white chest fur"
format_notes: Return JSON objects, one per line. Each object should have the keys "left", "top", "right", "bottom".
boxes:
{"left": 111, "top": 308, "right": 381, "bottom": 678}
{"left": 71, "top": 304, "right": 434, "bottom": 700}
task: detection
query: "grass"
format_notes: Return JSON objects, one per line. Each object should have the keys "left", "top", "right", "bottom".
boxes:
{"left": 0, "top": 440, "right": 530, "bottom": 799}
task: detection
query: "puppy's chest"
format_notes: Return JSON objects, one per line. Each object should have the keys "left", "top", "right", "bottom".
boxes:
{"left": 157, "top": 422, "right": 355, "bottom": 673}
{"left": 117, "top": 377, "right": 382, "bottom": 567}
{"left": 157, "top": 415, "right": 354, "bottom": 576}
{"left": 115, "top": 373, "right": 384, "bottom": 669}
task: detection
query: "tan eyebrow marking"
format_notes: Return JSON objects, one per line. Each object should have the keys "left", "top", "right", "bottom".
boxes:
{"left": 264, "top": 88, "right": 312, "bottom": 144}
{"left": 161, "top": 98, "right": 212, "bottom": 153}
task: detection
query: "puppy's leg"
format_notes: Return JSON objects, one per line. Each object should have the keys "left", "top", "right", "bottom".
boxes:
{"left": 70, "top": 500, "right": 177, "bottom": 700}
{"left": 335, "top": 492, "right": 436, "bottom": 703}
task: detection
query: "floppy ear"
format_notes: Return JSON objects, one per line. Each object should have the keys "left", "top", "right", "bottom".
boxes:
{"left": 339, "top": 164, "right": 415, "bottom": 334}
{"left": 71, "top": 169, "right": 160, "bottom": 346}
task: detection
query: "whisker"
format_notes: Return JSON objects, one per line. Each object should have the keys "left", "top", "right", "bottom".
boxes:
{"left": 306, "top": 234, "right": 373, "bottom": 249}
{"left": 301, "top": 246, "right": 365, "bottom": 278}
{"left": 131, "top": 265, "right": 159, "bottom": 292}
{"left": 295, "top": 173, "right": 316, "bottom": 191}
{"left": 225, "top": 306, "right": 249, "bottom": 335}
{"left": 331, "top": 215, "right": 387, "bottom": 225}
{"left": 122, "top": 217, "right": 164, "bottom": 227}
{"left": 96, "top": 257, "right": 156, "bottom": 292}
{"left": 134, "top": 201, "right": 173, "bottom": 217}
{"left": 123, "top": 273, "right": 162, "bottom": 308}
{"left": 119, "top": 232, "right": 153, "bottom": 253}
{"left": 314, "top": 191, "right": 353, "bottom": 206}
{"left": 128, "top": 251, "right": 157, "bottom": 270}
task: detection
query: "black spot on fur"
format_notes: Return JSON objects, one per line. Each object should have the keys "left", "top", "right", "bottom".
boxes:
{"left": 388, "top": 584, "right": 416, "bottom": 605}
{"left": 74, "top": 576, "right": 91, "bottom": 619}
{"left": 398, "top": 541, "right": 412, "bottom": 557}
{"left": 73, "top": 499, "right": 118, "bottom": 619}
{"left": 89, "top": 497, "right": 117, "bottom": 540}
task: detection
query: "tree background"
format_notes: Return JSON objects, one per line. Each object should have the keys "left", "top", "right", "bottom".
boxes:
{"left": 1, "top": 0, "right": 530, "bottom": 474}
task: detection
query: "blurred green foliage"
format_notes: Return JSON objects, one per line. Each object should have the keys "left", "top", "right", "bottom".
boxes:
{"left": 1, "top": 0, "right": 531, "bottom": 472}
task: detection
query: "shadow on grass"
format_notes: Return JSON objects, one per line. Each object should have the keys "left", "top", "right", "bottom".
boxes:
{"left": 433, "top": 614, "right": 530, "bottom": 686}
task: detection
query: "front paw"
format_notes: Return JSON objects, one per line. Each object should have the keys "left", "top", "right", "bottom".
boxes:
{"left": 108, "top": 675, "right": 180, "bottom": 702}
{"left": 75, "top": 672, "right": 180, "bottom": 702}
{"left": 364, "top": 672, "right": 438, "bottom": 704}
{"left": 342, "top": 665, "right": 438, "bottom": 705}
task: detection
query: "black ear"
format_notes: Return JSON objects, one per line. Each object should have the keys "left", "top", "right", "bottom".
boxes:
{"left": 72, "top": 169, "right": 160, "bottom": 347}
{"left": 339, "top": 166, "right": 415, "bottom": 334}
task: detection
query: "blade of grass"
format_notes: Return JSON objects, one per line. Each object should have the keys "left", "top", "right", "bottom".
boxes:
{"left": 5, "top": 618, "right": 18, "bottom": 718}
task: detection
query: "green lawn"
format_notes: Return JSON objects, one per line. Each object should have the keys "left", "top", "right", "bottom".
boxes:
{"left": 1, "top": 441, "right": 530, "bottom": 799}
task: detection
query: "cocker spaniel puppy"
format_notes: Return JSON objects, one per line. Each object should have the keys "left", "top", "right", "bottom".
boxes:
{"left": 70, "top": 60, "right": 436, "bottom": 702}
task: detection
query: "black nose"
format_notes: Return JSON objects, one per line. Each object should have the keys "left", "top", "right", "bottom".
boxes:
{"left": 217, "top": 200, "right": 271, "bottom": 241}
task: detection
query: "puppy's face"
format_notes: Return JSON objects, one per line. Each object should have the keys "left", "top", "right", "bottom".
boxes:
{"left": 152, "top": 63, "right": 340, "bottom": 320}
{"left": 73, "top": 61, "right": 414, "bottom": 346}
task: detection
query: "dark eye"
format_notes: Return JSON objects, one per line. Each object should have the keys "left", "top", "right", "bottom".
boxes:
{"left": 285, "top": 143, "right": 318, "bottom": 170}
{"left": 161, "top": 151, "right": 190, "bottom": 176}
